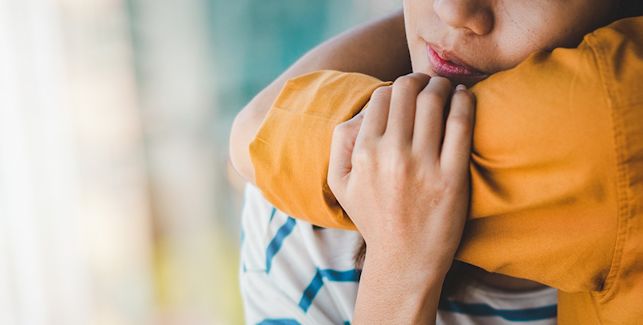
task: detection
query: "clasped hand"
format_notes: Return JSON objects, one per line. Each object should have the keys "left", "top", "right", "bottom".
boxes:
{"left": 328, "top": 73, "right": 475, "bottom": 274}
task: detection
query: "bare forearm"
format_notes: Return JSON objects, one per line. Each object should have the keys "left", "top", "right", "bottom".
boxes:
{"left": 229, "top": 9, "right": 410, "bottom": 182}
{"left": 353, "top": 251, "right": 449, "bottom": 324}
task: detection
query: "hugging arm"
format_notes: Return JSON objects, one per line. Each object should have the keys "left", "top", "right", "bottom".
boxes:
{"left": 229, "top": 9, "right": 410, "bottom": 183}
{"left": 327, "top": 75, "right": 476, "bottom": 324}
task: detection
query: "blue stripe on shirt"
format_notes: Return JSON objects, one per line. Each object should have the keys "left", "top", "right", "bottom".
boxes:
{"left": 438, "top": 298, "right": 557, "bottom": 322}
{"left": 298, "top": 268, "right": 361, "bottom": 312}
{"left": 265, "top": 217, "right": 296, "bottom": 273}
{"left": 257, "top": 318, "right": 300, "bottom": 325}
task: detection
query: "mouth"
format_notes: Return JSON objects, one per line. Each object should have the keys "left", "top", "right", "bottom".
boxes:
{"left": 426, "top": 44, "right": 486, "bottom": 79}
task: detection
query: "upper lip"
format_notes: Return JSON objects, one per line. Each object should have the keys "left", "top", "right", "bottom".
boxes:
{"left": 427, "top": 42, "right": 484, "bottom": 74}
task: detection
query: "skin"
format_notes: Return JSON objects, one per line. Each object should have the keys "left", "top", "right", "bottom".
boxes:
{"left": 230, "top": 0, "right": 626, "bottom": 323}
{"left": 329, "top": 75, "right": 475, "bottom": 323}
{"left": 405, "top": 0, "right": 618, "bottom": 86}
{"left": 340, "top": 1, "right": 622, "bottom": 323}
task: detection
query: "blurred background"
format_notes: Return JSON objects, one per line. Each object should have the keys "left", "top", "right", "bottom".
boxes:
{"left": 0, "top": 0, "right": 399, "bottom": 324}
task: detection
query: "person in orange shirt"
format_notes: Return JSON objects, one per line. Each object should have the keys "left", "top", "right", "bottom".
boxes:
{"left": 230, "top": 1, "right": 643, "bottom": 324}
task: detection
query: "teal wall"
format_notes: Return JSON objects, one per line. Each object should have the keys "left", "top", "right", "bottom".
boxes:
{"left": 206, "top": 0, "right": 362, "bottom": 118}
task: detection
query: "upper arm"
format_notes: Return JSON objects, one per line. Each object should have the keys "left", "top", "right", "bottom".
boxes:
{"left": 229, "top": 105, "right": 264, "bottom": 183}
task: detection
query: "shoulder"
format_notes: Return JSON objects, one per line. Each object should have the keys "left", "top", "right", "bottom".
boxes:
{"left": 584, "top": 16, "right": 643, "bottom": 107}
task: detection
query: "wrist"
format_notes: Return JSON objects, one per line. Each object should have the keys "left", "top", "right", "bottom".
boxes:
{"left": 364, "top": 252, "right": 450, "bottom": 288}
{"left": 353, "top": 254, "right": 448, "bottom": 324}
{"left": 365, "top": 243, "right": 455, "bottom": 277}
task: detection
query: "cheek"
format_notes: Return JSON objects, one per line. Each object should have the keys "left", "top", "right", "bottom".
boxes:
{"left": 489, "top": 6, "right": 570, "bottom": 71}
{"left": 492, "top": 0, "right": 615, "bottom": 70}
{"left": 490, "top": 36, "right": 544, "bottom": 72}
{"left": 403, "top": 0, "right": 437, "bottom": 74}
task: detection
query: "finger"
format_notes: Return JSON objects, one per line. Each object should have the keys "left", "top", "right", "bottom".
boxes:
{"left": 440, "top": 85, "right": 476, "bottom": 178}
{"left": 386, "top": 73, "right": 431, "bottom": 145}
{"left": 360, "top": 86, "right": 392, "bottom": 138}
{"left": 328, "top": 113, "right": 364, "bottom": 194}
{"left": 412, "top": 76, "right": 453, "bottom": 160}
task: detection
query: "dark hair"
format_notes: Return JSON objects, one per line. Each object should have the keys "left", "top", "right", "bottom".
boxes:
{"left": 617, "top": 0, "right": 643, "bottom": 19}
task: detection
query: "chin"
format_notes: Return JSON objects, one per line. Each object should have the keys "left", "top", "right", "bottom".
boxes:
{"left": 411, "top": 61, "right": 437, "bottom": 77}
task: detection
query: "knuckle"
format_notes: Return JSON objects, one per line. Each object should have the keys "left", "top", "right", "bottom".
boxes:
{"left": 393, "top": 76, "right": 416, "bottom": 89}
{"left": 352, "top": 146, "right": 374, "bottom": 166}
{"left": 333, "top": 122, "right": 349, "bottom": 137}
{"left": 371, "top": 85, "right": 392, "bottom": 99}
{"left": 393, "top": 73, "right": 429, "bottom": 90}
{"left": 385, "top": 149, "right": 413, "bottom": 178}
{"left": 344, "top": 115, "right": 361, "bottom": 127}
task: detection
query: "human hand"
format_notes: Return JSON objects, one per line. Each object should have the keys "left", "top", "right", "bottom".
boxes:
{"left": 327, "top": 73, "right": 475, "bottom": 274}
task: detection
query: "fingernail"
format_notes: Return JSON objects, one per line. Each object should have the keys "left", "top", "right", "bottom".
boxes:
{"left": 456, "top": 84, "right": 467, "bottom": 91}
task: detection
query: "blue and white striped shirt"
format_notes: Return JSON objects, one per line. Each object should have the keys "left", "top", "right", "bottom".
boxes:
{"left": 239, "top": 185, "right": 557, "bottom": 325}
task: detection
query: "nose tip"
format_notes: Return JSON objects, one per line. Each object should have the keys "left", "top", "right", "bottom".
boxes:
{"left": 433, "top": 0, "right": 494, "bottom": 35}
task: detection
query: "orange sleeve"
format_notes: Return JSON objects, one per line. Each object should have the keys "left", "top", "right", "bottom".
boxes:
{"left": 248, "top": 17, "right": 643, "bottom": 324}
{"left": 250, "top": 70, "right": 391, "bottom": 230}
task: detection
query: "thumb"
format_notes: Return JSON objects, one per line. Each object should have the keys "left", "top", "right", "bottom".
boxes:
{"left": 328, "top": 113, "right": 364, "bottom": 194}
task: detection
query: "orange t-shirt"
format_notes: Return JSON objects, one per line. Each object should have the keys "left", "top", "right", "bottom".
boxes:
{"left": 249, "top": 17, "right": 643, "bottom": 324}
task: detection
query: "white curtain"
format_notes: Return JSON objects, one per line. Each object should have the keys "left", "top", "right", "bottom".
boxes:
{"left": 0, "top": 0, "right": 90, "bottom": 323}
{"left": 0, "top": 0, "right": 154, "bottom": 324}
{"left": 0, "top": 0, "right": 402, "bottom": 323}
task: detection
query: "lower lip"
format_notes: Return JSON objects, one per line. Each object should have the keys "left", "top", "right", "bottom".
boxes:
{"left": 427, "top": 45, "right": 483, "bottom": 78}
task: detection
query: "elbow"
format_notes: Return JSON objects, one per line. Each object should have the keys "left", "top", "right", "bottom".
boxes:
{"left": 229, "top": 108, "right": 258, "bottom": 184}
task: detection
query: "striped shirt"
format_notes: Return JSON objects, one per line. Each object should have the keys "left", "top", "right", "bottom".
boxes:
{"left": 240, "top": 185, "right": 557, "bottom": 324}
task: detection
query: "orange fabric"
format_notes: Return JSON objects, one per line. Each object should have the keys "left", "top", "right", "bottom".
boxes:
{"left": 249, "top": 17, "right": 643, "bottom": 324}
{"left": 250, "top": 72, "right": 391, "bottom": 229}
